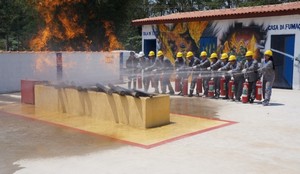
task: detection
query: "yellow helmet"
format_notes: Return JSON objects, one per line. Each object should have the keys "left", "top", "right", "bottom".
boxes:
{"left": 264, "top": 50, "right": 273, "bottom": 56}
{"left": 157, "top": 50, "right": 164, "bottom": 57}
{"left": 210, "top": 53, "right": 218, "bottom": 59}
{"left": 221, "top": 53, "right": 228, "bottom": 59}
{"left": 245, "top": 51, "right": 253, "bottom": 57}
{"left": 229, "top": 55, "right": 237, "bottom": 61}
{"left": 200, "top": 51, "right": 207, "bottom": 57}
{"left": 148, "top": 51, "right": 155, "bottom": 57}
{"left": 187, "top": 51, "right": 194, "bottom": 58}
{"left": 176, "top": 52, "right": 183, "bottom": 58}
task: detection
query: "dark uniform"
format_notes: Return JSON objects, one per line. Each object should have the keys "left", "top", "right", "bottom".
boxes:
{"left": 242, "top": 51, "right": 259, "bottom": 103}
{"left": 126, "top": 52, "right": 139, "bottom": 89}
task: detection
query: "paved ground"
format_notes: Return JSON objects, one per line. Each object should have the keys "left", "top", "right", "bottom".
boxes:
{"left": 1, "top": 89, "right": 300, "bottom": 174}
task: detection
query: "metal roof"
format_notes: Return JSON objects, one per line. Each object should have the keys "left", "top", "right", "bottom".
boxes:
{"left": 132, "top": 2, "right": 300, "bottom": 26}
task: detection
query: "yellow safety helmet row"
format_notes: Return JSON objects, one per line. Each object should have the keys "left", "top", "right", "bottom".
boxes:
{"left": 221, "top": 53, "right": 228, "bottom": 59}
{"left": 264, "top": 50, "right": 273, "bottom": 56}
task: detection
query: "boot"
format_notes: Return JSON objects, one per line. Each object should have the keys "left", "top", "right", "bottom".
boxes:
{"left": 188, "top": 90, "right": 193, "bottom": 97}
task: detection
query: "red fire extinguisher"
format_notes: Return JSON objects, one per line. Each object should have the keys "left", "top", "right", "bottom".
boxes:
{"left": 208, "top": 78, "right": 215, "bottom": 97}
{"left": 137, "top": 75, "right": 142, "bottom": 89}
{"left": 175, "top": 75, "right": 181, "bottom": 92}
{"left": 196, "top": 76, "right": 202, "bottom": 94}
{"left": 220, "top": 76, "right": 226, "bottom": 96}
{"left": 241, "top": 80, "right": 249, "bottom": 103}
{"left": 183, "top": 79, "right": 188, "bottom": 96}
{"left": 256, "top": 80, "right": 262, "bottom": 101}
{"left": 228, "top": 77, "right": 235, "bottom": 99}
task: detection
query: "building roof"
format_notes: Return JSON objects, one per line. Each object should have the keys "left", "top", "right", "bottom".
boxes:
{"left": 132, "top": 2, "right": 300, "bottom": 26}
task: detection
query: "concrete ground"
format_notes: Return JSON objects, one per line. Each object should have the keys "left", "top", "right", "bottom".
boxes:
{"left": 1, "top": 88, "right": 300, "bottom": 174}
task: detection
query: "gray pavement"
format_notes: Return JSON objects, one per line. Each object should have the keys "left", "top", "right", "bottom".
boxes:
{"left": 1, "top": 89, "right": 300, "bottom": 174}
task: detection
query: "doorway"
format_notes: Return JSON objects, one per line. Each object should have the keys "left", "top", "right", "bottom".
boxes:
{"left": 143, "top": 39, "right": 156, "bottom": 57}
{"left": 271, "top": 35, "right": 295, "bottom": 89}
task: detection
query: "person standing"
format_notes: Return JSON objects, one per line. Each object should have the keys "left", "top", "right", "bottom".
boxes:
{"left": 218, "top": 53, "right": 231, "bottom": 99}
{"left": 258, "top": 50, "right": 275, "bottom": 106}
{"left": 126, "top": 51, "right": 138, "bottom": 89}
{"left": 193, "top": 51, "right": 210, "bottom": 97}
{"left": 186, "top": 51, "right": 200, "bottom": 97}
{"left": 228, "top": 55, "right": 244, "bottom": 101}
{"left": 137, "top": 51, "right": 150, "bottom": 90}
{"left": 242, "top": 51, "right": 259, "bottom": 103}
{"left": 143, "top": 51, "right": 156, "bottom": 92}
{"left": 174, "top": 52, "right": 187, "bottom": 95}
{"left": 208, "top": 53, "right": 222, "bottom": 99}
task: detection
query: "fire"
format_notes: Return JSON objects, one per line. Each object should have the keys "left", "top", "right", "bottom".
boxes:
{"left": 29, "top": 0, "right": 122, "bottom": 51}
{"left": 102, "top": 21, "right": 123, "bottom": 51}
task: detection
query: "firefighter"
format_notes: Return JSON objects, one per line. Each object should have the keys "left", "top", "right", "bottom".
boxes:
{"left": 143, "top": 51, "right": 156, "bottom": 92}
{"left": 228, "top": 55, "right": 244, "bottom": 101}
{"left": 136, "top": 51, "right": 150, "bottom": 90}
{"left": 258, "top": 50, "right": 275, "bottom": 106}
{"left": 186, "top": 51, "right": 200, "bottom": 97}
{"left": 208, "top": 53, "right": 222, "bottom": 99}
{"left": 218, "top": 53, "right": 231, "bottom": 99}
{"left": 242, "top": 51, "right": 259, "bottom": 103}
{"left": 193, "top": 51, "right": 210, "bottom": 97}
{"left": 126, "top": 51, "right": 139, "bottom": 89}
{"left": 175, "top": 52, "right": 187, "bottom": 95}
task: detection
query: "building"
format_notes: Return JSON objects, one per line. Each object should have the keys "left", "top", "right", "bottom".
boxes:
{"left": 132, "top": 2, "right": 300, "bottom": 89}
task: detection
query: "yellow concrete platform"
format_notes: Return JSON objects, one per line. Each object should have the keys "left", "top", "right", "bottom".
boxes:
{"left": 0, "top": 104, "right": 237, "bottom": 148}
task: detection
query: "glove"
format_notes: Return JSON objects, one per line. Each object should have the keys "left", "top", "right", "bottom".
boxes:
{"left": 176, "top": 68, "right": 180, "bottom": 72}
{"left": 228, "top": 70, "right": 233, "bottom": 74}
{"left": 242, "top": 69, "right": 247, "bottom": 73}
{"left": 217, "top": 68, "right": 222, "bottom": 72}
{"left": 192, "top": 65, "right": 197, "bottom": 70}
{"left": 152, "top": 69, "right": 157, "bottom": 72}
{"left": 144, "top": 68, "right": 148, "bottom": 71}
{"left": 207, "top": 67, "right": 211, "bottom": 70}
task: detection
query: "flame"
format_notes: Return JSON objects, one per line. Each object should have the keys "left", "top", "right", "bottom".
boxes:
{"left": 30, "top": 0, "right": 122, "bottom": 51}
{"left": 102, "top": 21, "right": 123, "bottom": 51}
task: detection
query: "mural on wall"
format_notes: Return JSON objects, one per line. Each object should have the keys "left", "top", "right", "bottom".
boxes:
{"left": 152, "top": 21, "right": 267, "bottom": 62}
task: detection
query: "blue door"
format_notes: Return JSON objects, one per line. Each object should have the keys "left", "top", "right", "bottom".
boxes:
{"left": 284, "top": 35, "right": 295, "bottom": 88}
{"left": 144, "top": 39, "right": 156, "bottom": 57}
{"left": 271, "top": 35, "right": 295, "bottom": 89}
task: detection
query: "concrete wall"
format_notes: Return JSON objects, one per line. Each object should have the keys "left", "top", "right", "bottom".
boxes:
{"left": 0, "top": 52, "right": 121, "bottom": 93}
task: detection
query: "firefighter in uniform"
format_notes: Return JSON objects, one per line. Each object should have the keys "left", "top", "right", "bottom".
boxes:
{"left": 186, "top": 51, "right": 200, "bottom": 97}
{"left": 218, "top": 53, "right": 231, "bottom": 99}
{"left": 126, "top": 51, "right": 139, "bottom": 89}
{"left": 143, "top": 51, "right": 156, "bottom": 92}
{"left": 175, "top": 52, "right": 187, "bottom": 95}
{"left": 242, "top": 51, "right": 259, "bottom": 103}
{"left": 258, "top": 50, "right": 275, "bottom": 106}
{"left": 208, "top": 53, "right": 222, "bottom": 99}
{"left": 193, "top": 51, "right": 210, "bottom": 97}
{"left": 137, "top": 51, "right": 150, "bottom": 90}
{"left": 228, "top": 55, "right": 244, "bottom": 101}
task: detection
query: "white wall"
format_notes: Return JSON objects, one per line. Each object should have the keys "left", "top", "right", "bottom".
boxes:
{"left": 0, "top": 52, "right": 121, "bottom": 93}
